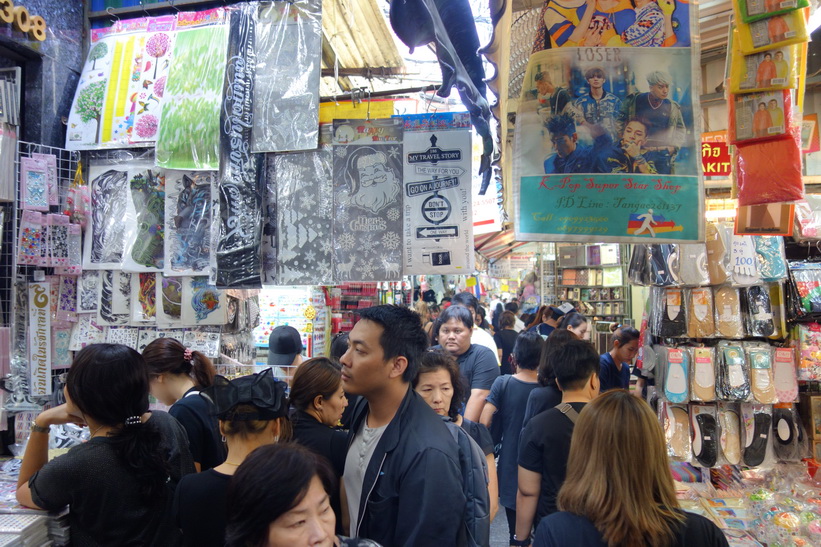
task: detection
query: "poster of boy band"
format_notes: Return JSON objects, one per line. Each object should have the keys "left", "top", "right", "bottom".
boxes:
{"left": 518, "top": 47, "right": 698, "bottom": 178}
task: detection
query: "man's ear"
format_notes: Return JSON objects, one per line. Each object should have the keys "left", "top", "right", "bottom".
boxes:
{"left": 571, "top": 133, "right": 579, "bottom": 144}
{"left": 388, "top": 356, "right": 408, "bottom": 380}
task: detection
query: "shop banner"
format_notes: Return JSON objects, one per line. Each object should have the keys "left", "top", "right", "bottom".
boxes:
{"left": 514, "top": 46, "right": 703, "bottom": 243}
{"left": 275, "top": 146, "right": 334, "bottom": 285}
{"left": 215, "top": 4, "right": 262, "bottom": 288}
{"left": 156, "top": 8, "right": 229, "bottom": 170}
{"left": 702, "top": 131, "right": 731, "bottom": 176}
{"left": 252, "top": 0, "right": 322, "bottom": 152}
{"left": 401, "top": 113, "right": 474, "bottom": 275}
{"left": 28, "top": 282, "right": 51, "bottom": 397}
{"left": 332, "top": 118, "right": 403, "bottom": 282}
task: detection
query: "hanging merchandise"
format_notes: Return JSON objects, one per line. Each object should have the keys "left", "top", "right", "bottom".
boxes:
{"left": 20, "top": 156, "right": 48, "bottom": 211}
{"left": 772, "top": 347, "right": 798, "bottom": 402}
{"left": 16, "top": 210, "right": 45, "bottom": 266}
{"left": 731, "top": 233, "right": 768, "bottom": 285}
{"left": 252, "top": 0, "right": 322, "bottom": 153}
{"left": 734, "top": 9, "right": 808, "bottom": 54}
{"left": 332, "top": 118, "right": 404, "bottom": 282}
{"left": 736, "top": 131, "right": 804, "bottom": 205}
{"left": 771, "top": 403, "right": 805, "bottom": 462}
{"left": 663, "top": 347, "right": 689, "bottom": 403}
{"left": 261, "top": 156, "right": 277, "bottom": 285}
{"left": 715, "top": 286, "right": 745, "bottom": 338}
{"left": 274, "top": 142, "right": 333, "bottom": 285}
{"left": 31, "top": 153, "right": 58, "bottom": 207}
{"left": 0, "top": 123, "right": 17, "bottom": 202}
{"left": 182, "top": 276, "right": 228, "bottom": 326}
{"left": 718, "top": 343, "right": 752, "bottom": 402}
{"left": 658, "top": 287, "right": 687, "bottom": 337}
{"left": 122, "top": 168, "right": 166, "bottom": 272}
{"left": 647, "top": 244, "right": 680, "bottom": 286}
{"left": 741, "top": 403, "right": 772, "bottom": 467}
{"left": 788, "top": 262, "right": 821, "bottom": 316}
{"left": 718, "top": 404, "right": 742, "bottom": 465}
{"left": 753, "top": 236, "right": 787, "bottom": 281}
{"left": 56, "top": 276, "right": 78, "bottom": 326}
{"left": 690, "top": 404, "right": 718, "bottom": 468}
{"left": 514, "top": 40, "right": 702, "bottom": 243}
{"left": 48, "top": 214, "right": 70, "bottom": 268}
{"left": 155, "top": 8, "right": 229, "bottom": 170}
{"left": 705, "top": 222, "right": 730, "bottom": 285}
{"left": 65, "top": 161, "right": 89, "bottom": 229}
{"left": 106, "top": 327, "right": 140, "bottom": 348}
{"left": 743, "top": 286, "right": 775, "bottom": 337}
{"left": 729, "top": 89, "right": 793, "bottom": 144}
{"left": 729, "top": 43, "right": 800, "bottom": 94}
{"left": 98, "top": 270, "right": 131, "bottom": 326}
{"left": 628, "top": 244, "right": 651, "bottom": 286}
{"left": 691, "top": 347, "right": 716, "bottom": 402}
{"left": 27, "top": 282, "right": 51, "bottom": 397}
{"left": 77, "top": 271, "right": 101, "bottom": 314}
{"left": 52, "top": 329, "right": 72, "bottom": 369}
{"left": 662, "top": 402, "right": 692, "bottom": 462}
{"left": 793, "top": 195, "right": 821, "bottom": 241}
{"left": 687, "top": 287, "right": 715, "bottom": 338}
{"left": 215, "top": 3, "right": 262, "bottom": 288}
{"left": 69, "top": 314, "right": 105, "bottom": 350}
{"left": 401, "top": 112, "right": 474, "bottom": 275}
{"left": 131, "top": 16, "right": 177, "bottom": 145}
{"left": 798, "top": 323, "right": 821, "bottom": 381}
{"left": 747, "top": 345, "right": 777, "bottom": 404}
{"left": 156, "top": 274, "right": 183, "bottom": 326}
{"left": 54, "top": 224, "right": 83, "bottom": 276}
{"left": 164, "top": 170, "right": 214, "bottom": 277}
{"left": 734, "top": 0, "right": 809, "bottom": 23}
{"left": 131, "top": 272, "right": 157, "bottom": 323}
{"left": 83, "top": 162, "right": 132, "bottom": 270}
{"left": 678, "top": 243, "right": 710, "bottom": 286}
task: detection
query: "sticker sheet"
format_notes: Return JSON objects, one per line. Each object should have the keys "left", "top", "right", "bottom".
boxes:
{"left": 77, "top": 270, "right": 101, "bottom": 314}
{"left": 215, "top": 3, "right": 262, "bottom": 288}
{"left": 97, "top": 270, "right": 130, "bottom": 326}
{"left": 275, "top": 146, "right": 334, "bottom": 285}
{"left": 66, "top": 27, "right": 116, "bottom": 149}
{"left": 56, "top": 276, "right": 78, "bottom": 325}
{"left": 183, "top": 328, "right": 221, "bottom": 357}
{"left": 332, "top": 118, "right": 404, "bottom": 282}
{"left": 164, "top": 170, "right": 214, "bottom": 277}
{"left": 69, "top": 314, "right": 105, "bottom": 351}
{"left": 27, "top": 282, "right": 51, "bottom": 396}
{"left": 252, "top": 0, "right": 322, "bottom": 152}
{"left": 182, "top": 276, "right": 228, "bottom": 326}
{"left": 401, "top": 113, "right": 474, "bottom": 275}
{"left": 123, "top": 168, "right": 166, "bottom": 272}
{"left": 48, "top": 214, "right": 70, "bottom": 268}
{"left": 20, "top": 157, "right": 48, "bottom": 211}
{"left": 131, "top": 16, "right": 177, "bottom": 145}
{"left": 17, "top": 210, "right": 45, "bottom": 266}
{"left": 155, "top": 9, "right": 229, "bottom": 170}
{"left": 156, "top": 274, "right": 183, "bottom": 326}
{"left": 52, "top": 329, "right": 72, "bottom": 369}
{"left": 105, "top": 326, "right": 140, "bottom": 349}
{"left": 83, "top": 163, "right": 131, "bottom": 269}
{"left": 31, "top": 153, "right": 59, "bottom": 206}
{"left": 132, "top": 272, "right": 157, "bottom": 323}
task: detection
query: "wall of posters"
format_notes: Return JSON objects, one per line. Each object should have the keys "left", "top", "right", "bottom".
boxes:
{"left": 402, "top": 113, "right": 474, "bottom": 275}
{"left": 514, "top": 46, "right": 703, "bottom": 243}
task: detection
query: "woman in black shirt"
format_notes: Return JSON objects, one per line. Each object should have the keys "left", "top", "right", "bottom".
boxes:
{"left": 173, "top": 368, "right": 289, "bottom": 547}
{"left": 493, "top": 311, "right": 520, "bottom": 375}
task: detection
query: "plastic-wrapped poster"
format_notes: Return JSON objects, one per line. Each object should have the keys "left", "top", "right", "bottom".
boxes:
{"left": 98, "top": 270, "right": 131, "bottom": 326}
{"left": 132, "top": 272, "right": 157, "bottom": 323}
{"left": 156, "top": 273, "right": 183, "bottom": 326}
{"left": 69, "top": 314, "right": 105, "bottom": 351}
{"left": 123, "top": 168, "right": 165, "bottom": 272}
{"left": 532, "top": 0, "right": 692, "bottom": 50}
{"left": 83, "top": 163, "right": 131, "bottom": 269}
{"left": 77, "top": 270, "right": 101, "bottom": 314}
{"left": 164, "top": 170, "right": 214, "bottom": 277}
{"left": 131, "top": 16, "right": 177, "bottom": 145}
{"left": 182, "top": 276, "right": 228, "bottom": 326}
{"left": 513, "top": 47, "right": 703, "bottom": 243}
{"left": 155, "top": 9, "right": 229, "bottom": 170}
{"left": 31, "top": 154, "right": 59, "bottom": 206}
{"left": 252, "top": 0, "right": 322, "bottom": 152}
{"left": 215, "top": 3, "right": 262, "bottom": 288}
{"left": 261, "top": 156, "right": 277, "bottom": 285}
{"left": 66, "top": 27, "right": 116, "bottom": 149}
{"left": 401, "top": 113, "right": 474, "bottom": 275}
{"left": 275, "top": 146, "right": 334, "bottom": 285}
{"left": 332, "top": 118, "right": 404, "bottom": 282}
{"left": 52, "top": 329, "right": 72, "bottom": 369}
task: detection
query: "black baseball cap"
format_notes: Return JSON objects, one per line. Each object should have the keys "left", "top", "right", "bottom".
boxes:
{"left": 267, "top": 326, "right": 303, "bottom": 367}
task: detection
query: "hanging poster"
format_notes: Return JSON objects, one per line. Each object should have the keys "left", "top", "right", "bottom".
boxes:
{"left": 66, "top": 27, "right": 116, "bottom": 150}
{"left": 98, "top": 270, "right": 131, "bottom": 326}
{"left": 275, "top": 145, "right": 334, "bottom": 285}
{"left": 402, "top": 112, "right": 474, "bottom": 275}
{"left": 83, "top": 163, "right": 131, "bottom": 269}
{"left": 215, "top": 3, "right": 262, "bottom": 288}
{"left": 131, "top": 16, "right": 177, "bottom": 145}
{"left": 156, "top": 273, "right": 183, "bottom": 326}
{"left": 182, "top": 276, "right": 228, "bottom": 326}
{"left": 252, "top": 0, "right": 322, "bottom": 152}
{"left": 155, "top": 8, "right": 229, "bottom": 170}
{"left": 69, "top": 314, "right": 106, "bottom": 351}
{"left": 123, "top": 168, "right": 166, "bottom": 272}
{"left": 77, "top": 270, "right": 101, "bottom": 313}
{"left": 261, "top": 156, "right": 277, "bottom": 285}
{"left": 132, "top": 272, "right": 157, "bottom": 323}
{"left": 332, "top": 118, "right": 404, "bottom": 282}
{"left": 164, "top": 170, "right": 214, "bottom": 277}
{"left": 27, "top": 282, "right": 51, "bottom": 397}
{"left": 514, "top": 47, "right": 703, "bottom": 243}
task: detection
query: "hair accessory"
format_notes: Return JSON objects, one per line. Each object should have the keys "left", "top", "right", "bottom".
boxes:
{"left": 124, "top": 415, "right": 142, "bottom": 427}
{"left": 183, "top": 348, "right": 193, "bottom": 362}
{"left": 200, "top": 368, "right": 289, "bottom": 420}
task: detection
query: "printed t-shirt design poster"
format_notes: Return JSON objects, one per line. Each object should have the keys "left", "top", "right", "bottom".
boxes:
{"left": 401, "top": 113, "right": 474, "bottom": 275}
{"left": 333, "top": 119, "right": 403, "bottom": 282}
{"left": 515, "top": 3, "right": 702, "bottom": 243}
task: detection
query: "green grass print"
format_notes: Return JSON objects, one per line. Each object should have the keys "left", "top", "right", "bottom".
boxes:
{"left": 156, "top": 25, "right": 229, "bottom": 170}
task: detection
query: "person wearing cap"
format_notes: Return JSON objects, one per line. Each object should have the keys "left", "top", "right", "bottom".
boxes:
{"left": 340, "top": 305, "right": 465, "bottom": 546}
{"left": 17, "top": 344, "right": 196, "bottom": 546}
{"left": 173, "top": 368, "right": 290, "bottom": 547}
{"left": 267, "top": 325, "right": 305, "bottom": 375}
{"left": 143, "top": 337, "right": 224, "bottom": 472}
{"left": 527, "top": 306, "right": 565, "bottom": 338}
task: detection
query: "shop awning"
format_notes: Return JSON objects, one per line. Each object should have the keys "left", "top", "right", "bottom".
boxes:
{"left": 474, "top": 228, "right": 528, "bottom": 262}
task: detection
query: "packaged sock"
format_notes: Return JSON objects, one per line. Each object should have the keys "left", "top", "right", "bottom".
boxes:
{"left": 691, "top": 347, "right": 716, "bottom": 402}
{"left": 719, "top": 405, "right": 742, "bottom": 465}
{"left": 687, "top": 288, "right": 715, "bottom": 338}
{"left": 715, "top": 286, "right": 745, "bottom": 338}
{"left": 773, "top": 347, "right": 798, "bottom": 402}
{"left": 748, "top": 346, "right": 776, "bottom": 404}
{"left": 743, "top": 286, "right": 775, "bottom": 337}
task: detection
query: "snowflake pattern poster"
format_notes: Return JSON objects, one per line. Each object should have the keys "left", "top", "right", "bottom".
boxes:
{"left": 402, "top": 113, "right": 474, "bottom": 275}
{"left": 332, "top": 119, "right": 403, "bottom": 282}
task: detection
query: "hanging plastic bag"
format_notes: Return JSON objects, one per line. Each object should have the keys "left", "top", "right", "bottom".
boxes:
{"left": 705, "top": 222, "right": 730, "bottom": 285}
{"left": 687, "top": 288, "right": 715, "bottom": 338}
{"left": 715, "top": 286, "right": 745, "bottom": 338}
{"left": 690, "top": 404, "right": 719, "bottom": 468}
{"left": 718, "top": 403, "right": 743, "bottom": 466}
{"left": 746, "top": 344, "right": 777, "bottom": 404}
{"left": 736, "top": 120, "right": 804, "bottom": 206}
{"left": 718, "top": 342, "right": 752, "bottom": 401}
{"left": 690, "top": 347, "right": 716, "bottom": 402}
{"left": 730, "top": 42, "right": 800, "bottom": 94}
{"left": 734, "top": 0, "right": 809, "bottom": 24}
{"left": 729, "top": 89, "right": 794, "bottom": 145}
{"left": 678, "top": 243, "right": 710, "bottom": 286}
{"left": 735, "top": 9, "right": 808, "bottom": 54}
{"left": 743, "top": 286, "right": 775, "bottom": 337}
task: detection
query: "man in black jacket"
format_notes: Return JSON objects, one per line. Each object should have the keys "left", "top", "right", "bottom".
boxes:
{"left": 341, "top": 305, "right": 466, "bottom": 546}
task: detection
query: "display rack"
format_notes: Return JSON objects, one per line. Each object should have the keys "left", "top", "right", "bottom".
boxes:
{"left": 554, "top": 243, "right": 631, "bottom": 321}
{"left": 330, "top": 283, "right": 378, "bottom": 334}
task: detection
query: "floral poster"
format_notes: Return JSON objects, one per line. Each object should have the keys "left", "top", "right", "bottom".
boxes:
{"left": 131, "top": 16, "right": 177, "bottom": 145}
{"left": 332, "top": 119, "right": 404, "bottom": 282}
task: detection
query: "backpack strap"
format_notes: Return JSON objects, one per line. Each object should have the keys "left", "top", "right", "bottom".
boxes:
{"left": 556, "top": 403, "right": 580, "bottom": 424}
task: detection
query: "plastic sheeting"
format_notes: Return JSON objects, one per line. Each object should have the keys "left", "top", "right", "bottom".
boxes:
{"left": 252, "top": 0, "right": 322, "bottom": 153}
{"left": 164, "top": 170, "right": 215, "bottom": 277}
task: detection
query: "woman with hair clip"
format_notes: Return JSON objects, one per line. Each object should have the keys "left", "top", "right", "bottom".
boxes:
{"left": 412, "top": 349, "right": 499, "bottom": 520}
{"left": 16, "top": 343, "right": 196, "bottom": 545}
{"left": 144, "top": 337, "right": 224, "bottom": 471}
{"left": 599, "top": 326, "right": 640, "bottom": 392}
{"left": 557, "top": 311, "right": 589, "bottom": 341}
{"left": 174, "top": 368, "right": 289, "bottom": 547}
{"left": 226, "top": 443, "right": 381, "bottom": 547}
{"left": 534, "top": 391, "right": 728, "bottom": 546}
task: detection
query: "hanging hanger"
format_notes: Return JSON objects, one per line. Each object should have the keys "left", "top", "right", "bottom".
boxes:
{"left": 106, "top": 7, "right": 120, "bottom": 24}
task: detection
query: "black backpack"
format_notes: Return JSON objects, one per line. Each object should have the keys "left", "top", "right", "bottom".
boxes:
{"left": 443, "top": 418, "right": 491, "bottom": 547}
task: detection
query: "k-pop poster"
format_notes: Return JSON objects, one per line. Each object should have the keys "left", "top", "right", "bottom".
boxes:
{"left": 514, "top": 47, "right": 703, "bottom": 243}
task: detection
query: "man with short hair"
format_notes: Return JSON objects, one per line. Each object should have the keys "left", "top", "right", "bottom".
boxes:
{"left": 543, "top": 114, "right": 605, "bottom": 174}
{"left": 513, "top": 340, "right": 601, "bottom": 547}
{"left": 566, "top": 66, "right": 621, "bottom": 140}
{"left": 505, "top": 301, "right": 526, "bottom": 333}
{"left": 532, "top": 71, "right": 571, "bottom": 118}
{"left": 341, "top": 305, "right": 466, "bottom": 546}
{"left": 453, "top": 292, "right": 500, "bottom": 365}
{"left": 605, "top": 118, "right": 657, "bottom": 174}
